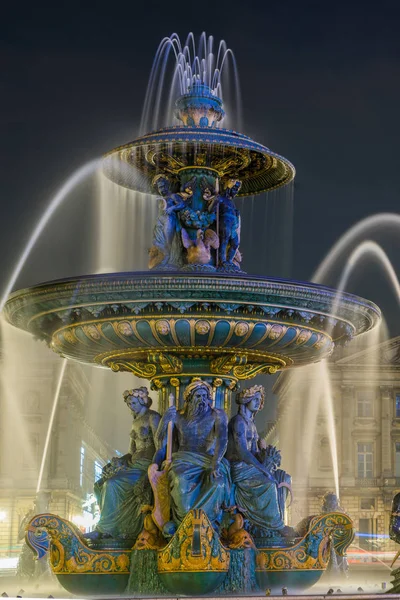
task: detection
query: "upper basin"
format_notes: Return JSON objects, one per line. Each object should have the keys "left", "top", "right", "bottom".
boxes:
{"left": 4, "top": 272, "right": 380, "bottom": 379}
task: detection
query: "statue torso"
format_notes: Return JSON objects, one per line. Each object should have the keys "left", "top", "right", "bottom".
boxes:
{"left": 175, "top": 408, "right": 220, "bottom": 455}
{"left": 226, "top": 413, "right": 258, "bottom": 462}
{"left": 129, "top": 409, "right": 160, "bottom": 460}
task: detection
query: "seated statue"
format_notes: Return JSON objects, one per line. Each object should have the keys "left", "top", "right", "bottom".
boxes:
{"left": 85, "top": 387, "right": 161, "bottom": 541}
{"left": 148, "top": 175, "right": 195, "bottom": 270}
{"left": 155, "top": 379, "right": 230, "bottom": 528}
{"left": 226, "top": 384, "right": 294, "bottom": 539}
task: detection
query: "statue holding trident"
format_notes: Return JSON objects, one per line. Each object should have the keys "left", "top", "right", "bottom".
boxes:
{"left": 151, "top": 379, "right": 231, "bottom": 533}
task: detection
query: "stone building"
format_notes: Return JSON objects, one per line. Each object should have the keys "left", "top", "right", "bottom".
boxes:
{"left": 0, "top": 347, "right": 116, "bottom": 569}
{"left": 271, "top": 335, "right": 400, "bottom": 557}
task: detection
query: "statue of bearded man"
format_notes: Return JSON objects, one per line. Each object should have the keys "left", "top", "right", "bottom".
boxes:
{"left": 155, "top": 379, "right": 230, "bottom": 528}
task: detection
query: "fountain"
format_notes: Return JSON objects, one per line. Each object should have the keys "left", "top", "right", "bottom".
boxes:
{"left": 3, "top": 35, "right": 380, "bottom": 596}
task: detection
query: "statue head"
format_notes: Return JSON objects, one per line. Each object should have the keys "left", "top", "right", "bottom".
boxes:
{"left": 123, "top": 387, "right": 152, "bottom": 415}
{"left": 236, "top": 384, "right": 265, "bottom": 414}
{"left": 321, "top": 491, "right": 341, "bottom": 513}
{"left": 183, "top": 379, "right": 213, "bottom": 419}
{"left": 153, "top": 174, "right": 170, "bottom": 197}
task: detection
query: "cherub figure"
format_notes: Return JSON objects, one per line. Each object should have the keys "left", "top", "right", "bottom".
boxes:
{"left": 148, "top": 175, "right": 196, "bottom": 270}
{"left": 212, "top": 179, "right": 242, "bottom": 269}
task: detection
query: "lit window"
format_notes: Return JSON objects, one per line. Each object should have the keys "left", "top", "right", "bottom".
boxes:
{"left": 396, "top": 394, "right": 400, "bottom": 418}
{"left": 356, "top": 390, "right": 374, "bottom": 418}
{"left": 94, "top": 460, "right": 103, "bottom": 482}
{"left": 357, "top": 442, "right": 373, "bottom": 478}
{"left": 80, "top": 446, "right": 85, "bottom": 487}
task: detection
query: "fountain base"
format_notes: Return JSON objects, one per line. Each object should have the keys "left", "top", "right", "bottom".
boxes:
{"left": 26, "top": 510, "right": 353, "bottom": 596}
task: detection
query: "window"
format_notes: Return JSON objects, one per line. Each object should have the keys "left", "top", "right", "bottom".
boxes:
{"left": 80, "top": 446, "right": 85, "bottom": 487}
{"left": 395, "top": 443, "right": 400, "bottom": 477}
{"left": 319, "top": 438, "right": 331, "bottom": 470}
{"left": 23, "top": 433, "right": 39, "bottom": 469}
{"left": 357, "top": 390, "right": 374, "bottom": 418}
{"left": 360, "top": 497, "right": 376, "bottom": 510}
{"left": 94, "top": 460, "right": 103, "bottom": 482}
{"left": 357, "top": 442, "right": 373, "bottom": 478}
{"left": 396, "top": 394, "right": 400, "bottom": 418}
{"left": 359, "top": 517, "right": 378, "bottom": 550}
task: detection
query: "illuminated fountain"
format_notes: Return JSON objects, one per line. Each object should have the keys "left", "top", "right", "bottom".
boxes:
{"left": 4, "top": 35, "right": 380, "bottom": 596}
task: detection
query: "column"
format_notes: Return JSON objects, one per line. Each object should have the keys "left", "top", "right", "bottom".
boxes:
{"left": 341, "top": 385, "right": 355, "bottom": 485}
{"left": 380, "top": 385, "right": 393, "bottom": 478}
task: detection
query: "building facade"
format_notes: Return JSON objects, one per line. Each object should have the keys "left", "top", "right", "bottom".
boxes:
{"left": 271, "top": 335, "right": 400, "bottom": 557}
{"left": 0, "top": 350, "right": 116, "bottom": 569}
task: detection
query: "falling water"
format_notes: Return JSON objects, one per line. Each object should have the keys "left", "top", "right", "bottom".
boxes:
{"left": 313, "top": 212, "right": 400, "bottom": 283}
{"left": 236, "top": 180, "right": 295, "bottom": 276}
{"left": 140, "top": 32, "right": 242, "bottom": 133}
{"left": 334, "top": 240, "right": 400, "bottom": 307}
{"left": 96, "top": 171, "right": 158, "bottom": 273}
{"left": 278, "top": 237, "right": 400, "bottom": 506}
{"left": 36, "top": 359, "right": 67, "bottom": 493}
{"left": 0, "top": 159, "right": 100, "bottom": 313}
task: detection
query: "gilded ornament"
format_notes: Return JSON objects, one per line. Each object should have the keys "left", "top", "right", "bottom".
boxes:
{"left": 63, "top": 330, "right": 76, "bottom": 344}
{"left": 268, "top": 325, "right": 283, "bottom": 340}
{"left": 156, "top": 320, "right": 170, "bottom": 335}
{"left": 195, "top": 320, "right": 211, "bottom": 335}
{"left": 83, "top": 324, "right": 101, "bottom": 340}
{"left": 133, "top": 506, "right": 166, "bottom": 550}
{"left": 26, "top": 514, "right": 130, "bottom": 575}
{"left": 117, "top": 321, "right": 133, "bottom": 336}
{"left": 296, "top": 330, "right": 312, "bottom": 345}
{"left": 221, "top": 510, "right": 256, "bottom": 549}
{"left": 256, "top": 512, "right": 353, "bottom": 573}
{"left": 148, "top": 352, "right": 183, "bottom": 374}
{"left": 157, "top": 509, "right": 229, "bottom": 573}
{"left": 234, "top": 322, "right": 249, "bottom": 337}
{"left": 213, "top": 378, "right": 223, "bottom": 388}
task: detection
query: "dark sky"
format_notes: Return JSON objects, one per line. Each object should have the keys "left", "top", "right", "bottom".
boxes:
{"left": 1, "top": 0, "right": 400, "bottom": 332}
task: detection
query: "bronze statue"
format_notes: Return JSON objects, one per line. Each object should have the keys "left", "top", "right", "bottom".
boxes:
{"left": 215, "top": 179, "right": 242, "bottom": 269}
{"left": 226, "top": 384, "right": 294, "bottom": 540}
{"left": 148, "top": 175, "right": 195, "bottom": 270}
{"left": 155, "top": 379, "right": 230, "bottom": 528}
{"left": 85, "top": 387, "right": 161, "bottom": 541}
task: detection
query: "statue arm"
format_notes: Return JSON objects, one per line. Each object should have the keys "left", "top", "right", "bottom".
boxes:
{"left": 166, "top": 195, "right": 186, "bottom": 213}
{"left": 153, "top": 407, "right": 176, "bottom": 467}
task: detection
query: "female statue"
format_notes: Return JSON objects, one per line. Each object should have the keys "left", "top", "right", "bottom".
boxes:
{"left": 226, "top": 385, "right": 294, "bottom": 539}
{"left": 85, "top": 387, "right": 161, "bottom": 541}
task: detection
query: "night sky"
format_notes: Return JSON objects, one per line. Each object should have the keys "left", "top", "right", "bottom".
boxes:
{"left": 1, "top": 1, "right": 400, "bottom": 333}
